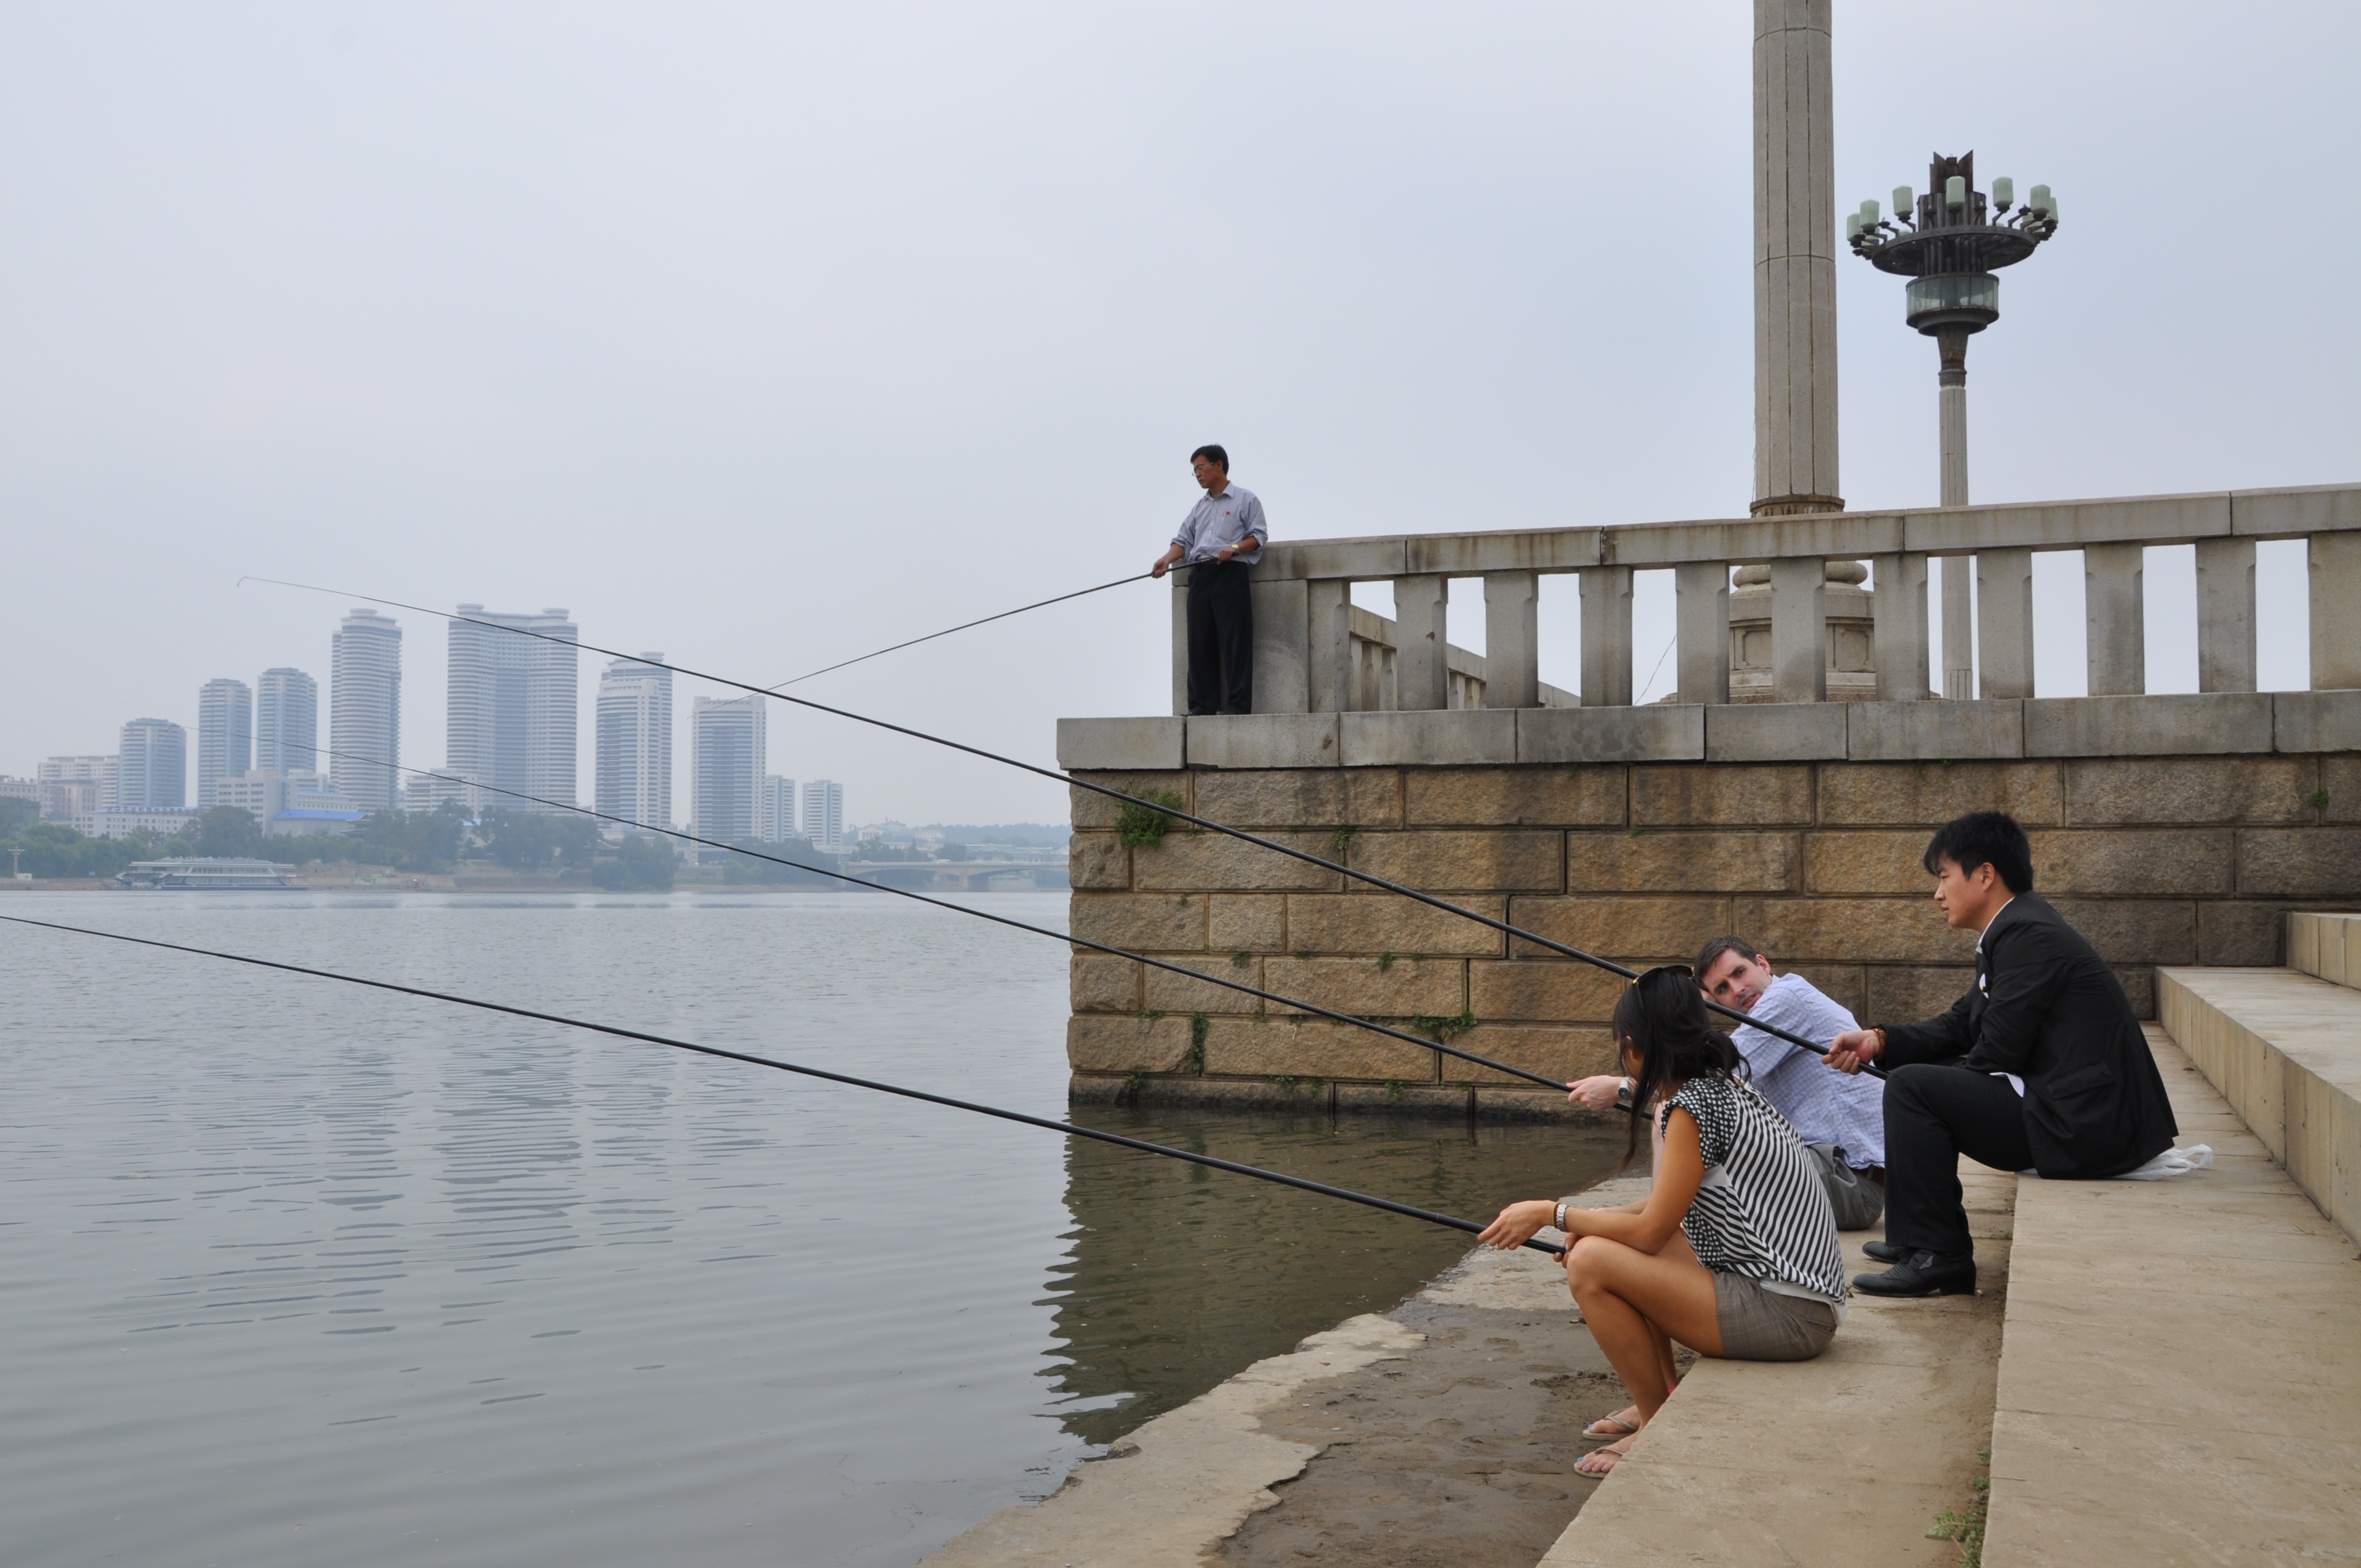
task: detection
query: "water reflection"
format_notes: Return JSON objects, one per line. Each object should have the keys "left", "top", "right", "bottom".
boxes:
{"left": 1042, "top": 1105, "right": 1627, "bottom": 1446}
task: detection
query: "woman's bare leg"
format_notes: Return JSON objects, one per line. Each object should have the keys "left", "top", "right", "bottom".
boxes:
{"left": 1565, "top": 1236, "right": 1721, "bottom": 1425}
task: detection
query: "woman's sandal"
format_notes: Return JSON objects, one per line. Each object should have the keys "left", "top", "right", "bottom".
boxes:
{"left": 1574, "top": 1436, "right": 1634, "bottom": 1478}
{"left": 1582, "top": 1407, "right": 1641, "bottom": 1439}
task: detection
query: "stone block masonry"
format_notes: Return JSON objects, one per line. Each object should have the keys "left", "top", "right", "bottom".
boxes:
{"left": 1064, "top": 706, "right": 2361, "bottom": 1114}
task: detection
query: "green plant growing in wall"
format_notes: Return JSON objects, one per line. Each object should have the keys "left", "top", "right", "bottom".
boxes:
{"left": 1116, "top": 790, "right": 1184, "bottom": 849}
{"left": 1231, "top": 950, "right": 1253, "bottom": 968}
{"left": 1411, "top": 1010, "right": 1477, "bottom": 1043}
{"left": 1926, "top": 1449, "right": 1990, "bottom": 1567}
{"left": 1122, "top": 1070, "right": 1147, "bottom": 1102}
{"left": 1269, "top": 1074, "right": 1299, "bottom": 1094}
{"left": 1378, "top": 952, "right": 1396, "bottom": 972}
{"left": 1329, "top": 824, "right": 1357, "bottom": 857}
{"left": 2309, "top": 789, "right": 2332, "bottom": 810}
{"left": 1183, "top": 1012, "right": 1209, "bottom": 1074}
{"left": 1384, "top": 1080, "right": 1407, "bottom": 1102}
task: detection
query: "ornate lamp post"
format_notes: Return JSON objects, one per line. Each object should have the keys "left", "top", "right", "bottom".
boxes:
{"left": 1849, "top": 152, "right": 2058, "bottom": 696}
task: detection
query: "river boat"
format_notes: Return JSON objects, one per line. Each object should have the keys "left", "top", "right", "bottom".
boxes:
{"left": 114, "top": 857, "right": 308, "bottom": 890}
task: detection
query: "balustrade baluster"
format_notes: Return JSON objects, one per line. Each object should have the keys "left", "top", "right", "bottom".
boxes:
{"left": 1871, "top": 552, "right": 1930, "bottom": 701}
{"left": 1307, "top": 580, "right": 1352, "bottom": 713}
{"left": 1674, "top": 562, "right": 1731, "bottom": 705}
{"left": 2313, "top": 533, "right": 2361, "bottom": 689}
{"left": 1579, "top": 567, "right": 1633, "bottom": 706}
{"left": 1482, "top": 571, "right": 1540, "bottom": 709}
{"left": 2083, "top": 542, "right": 2147, "bottom": 696}
{"left": 1392, "top": 575, "right": 1450, "bottom": 710}
{"left": 1977, "top": 548, "right": 2036, "bottom": 700}
{"left": 2195, "top": 537, "right": 2257, "bottom": 694}
{"left": 1769, "top": 558, "right": 1829, "bottom": 703}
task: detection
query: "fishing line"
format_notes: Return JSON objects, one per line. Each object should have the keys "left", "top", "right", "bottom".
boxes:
{"left": 303, "top": 742, "right": 1574, "bottom": 1091}
{"left": 236, "top": 574, "right": 1874, "bottom": 1075}
{"left": 0, "top": 914, "right": 1566, "bottom": 1258}
{"left": 760, "top": 564, "right": 1195, "bottom": 690}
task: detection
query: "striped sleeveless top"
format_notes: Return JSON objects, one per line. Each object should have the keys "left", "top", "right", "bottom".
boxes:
{"left": 1661, "top": 1073, "right": 1848, "bottom": 1302}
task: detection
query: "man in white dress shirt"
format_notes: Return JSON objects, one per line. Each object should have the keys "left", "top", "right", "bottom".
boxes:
{"left": 1151, "top": 444, "right": 1266, "bottom": 715}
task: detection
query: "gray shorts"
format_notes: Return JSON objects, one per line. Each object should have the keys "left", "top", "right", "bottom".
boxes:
{"left": 1713, "top": 1273, "right": 1839, "bottom": 1362}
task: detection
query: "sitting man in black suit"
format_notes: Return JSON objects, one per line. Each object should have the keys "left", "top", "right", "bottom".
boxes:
{"left": 1823, "top": 810, "right": 2179, "bottom": 1297}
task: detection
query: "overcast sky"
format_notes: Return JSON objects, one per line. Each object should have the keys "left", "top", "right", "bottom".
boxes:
{"left": 4, "top": 2, "right": 2354, "bottom": 826}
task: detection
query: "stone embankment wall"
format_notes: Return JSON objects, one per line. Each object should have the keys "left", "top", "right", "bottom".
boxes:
{"left": 1064, "top": 695, "right": 2361, "bottom": 1115}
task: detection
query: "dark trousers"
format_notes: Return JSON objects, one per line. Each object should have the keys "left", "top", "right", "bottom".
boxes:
{"left": 1185, "top": 560, "right": 1254, "bottom": 715}
{"left": 1883, "top": 1063, "right": 2033, "bottom": 1259}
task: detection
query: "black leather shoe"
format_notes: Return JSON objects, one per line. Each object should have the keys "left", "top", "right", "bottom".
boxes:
{"left": 1862, "top": 1238, "right": 1906, "bottom": 1264}
{"left": 1853, "top": 1251, "right": 1976, "bottom": 1297}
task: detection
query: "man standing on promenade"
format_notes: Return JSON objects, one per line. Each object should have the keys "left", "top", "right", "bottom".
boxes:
{"left": 1568, "top": 938, "right": 1885, "bottom": 1228}
{"left": 1151, "top": 444, "right": 1266, "bottom": 716}
{"left": 1825, "top": 811, "right": 2179, "bottom": 1297}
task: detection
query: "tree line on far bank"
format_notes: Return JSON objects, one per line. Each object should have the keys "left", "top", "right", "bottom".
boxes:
{"left": 0, "top": 798, "right": 842, "bottom": 892}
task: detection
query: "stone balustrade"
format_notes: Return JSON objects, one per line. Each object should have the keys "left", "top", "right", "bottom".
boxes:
{"left": 1172, "top": 482, "right": 2361, "bottom": 716}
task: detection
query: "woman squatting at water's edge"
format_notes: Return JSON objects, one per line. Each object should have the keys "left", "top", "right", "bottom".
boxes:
{"left": 1479, "top": 967, "right": 1848, "bottom": 1478}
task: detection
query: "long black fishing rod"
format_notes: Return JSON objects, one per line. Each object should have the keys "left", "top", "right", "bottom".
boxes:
{"left": 237, "top": 574, "right": 1873, "bottom": 1075}
{"left": 0, "top": 915, "right": 1566, "bottom": 1257}
{"left": 308, "top": 743, "right": 1573, "bottom": 1091}
{"left": 761, "top": 564, "right": 1194, "bottom": 690}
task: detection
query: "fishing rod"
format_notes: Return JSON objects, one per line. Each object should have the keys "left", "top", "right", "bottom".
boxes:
{"left": 761, "top": 563, "right": 1195, "bottom": 690}
{"left": 0, "top": 915, "right": 1566, "bottom": 1258}
{"left": 238, "top": 574, "right": 1875, "bottom": 1076}
{"left": 304, "top": 742, "right": 1575, "bottom": 1091}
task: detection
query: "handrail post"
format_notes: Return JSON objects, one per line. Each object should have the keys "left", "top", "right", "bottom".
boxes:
{"left": 2084, "top": 542, "right": 2147, "bottom": 696}
{"left": 1579, "top": 567, "right": 1633, "bottom": 706}
{"left": 2195, "top": 538, "right": 2257, "bottom": 693}
{"left": 1977, "top": 548, "right": 2036, "bottom": 699}
{"left": 1674, "top": 562, "right": 1730, "bottom": 705}
{"left": 1482, "top": 571, "right": 1540, "bottom": 709}
{"left": 1872, "top": 552, "right": 1930, "bottom": 701}
{"left": 2313, "top": 533, "right": 2361, "bottom": 689}
{"left": 1394, "top": 575, "right": 1450, "bottom": 710}
{"left": 1769, "top": 558, "right": 1829, "bottom": 702}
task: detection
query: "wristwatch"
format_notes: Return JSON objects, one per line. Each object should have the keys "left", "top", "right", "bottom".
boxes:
{"left": 1614, "top": 1076, "right": 1634, "bottom": 1110}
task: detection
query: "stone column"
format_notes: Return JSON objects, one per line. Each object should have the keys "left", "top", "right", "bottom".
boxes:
{"left": 1307, "top": 580, "right": 1354, "bottom": 712}
{"left": 1977, "top": 548, "right": 2036, "bottom": 700}
{"left": 1751, "top": 0, "right": 1842, "bottom": 516}
{"left": 1171, "top": 574, "right": 1190, "bottom": 716}
{"left": 1936, "top": 324, "right": 1975, "bottom": 700}
{"left": 1872, "top": 552, "right": 1932, "bottom": 701}
{"left": 1481, "top": 571, "right": 1540, "bottom": 709}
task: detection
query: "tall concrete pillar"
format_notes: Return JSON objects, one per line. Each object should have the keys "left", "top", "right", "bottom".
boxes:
{"left": 1751, "top": 0, "right": 1842, "bottom": 516}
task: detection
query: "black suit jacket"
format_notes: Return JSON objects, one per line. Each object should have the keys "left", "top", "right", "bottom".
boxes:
{"left": 1879, "top": 892, "right": 2178, "bottom": 1178}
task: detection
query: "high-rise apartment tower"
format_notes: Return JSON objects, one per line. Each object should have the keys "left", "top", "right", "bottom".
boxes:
{"left": 690, "top": 695, "right": 765, "bottom": 843}
{"left": 196, "top": 678, "right": 253, "bottom": 805}
{"left": 255, "top": 667, "right": 319, "bottom": 773}
{"left": 449, "top": 607, "right": 579, "bottom": 813}
{"left": 596, "top": 654, "right": 673, "bottom": 830}
{"left": 801, "top": 779, "right": 844, "bottom": 852}
{"left": 118, "top": 718, "right": 188, "bottom": 811}
{"left": 330, "top": 609, "right": 402, "bottom": 811}
{"left": 760, "top": 775, "right": 799, "bottom": 842}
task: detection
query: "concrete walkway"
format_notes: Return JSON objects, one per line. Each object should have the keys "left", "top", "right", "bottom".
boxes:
{"left": 1981, "top": 1030, "right": 2361, "bottom": 1565}
{"left": 1539, "top": 1166, "right": 2014, "bottom": 1566}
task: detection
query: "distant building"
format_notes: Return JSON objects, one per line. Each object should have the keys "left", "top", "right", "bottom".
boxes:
{"left": 449, "top": 606, "right": 579, "bottom": 813}
{"left": 690, "top": 695, "right": 765, "bottom": 843}
{"left": 760, "top": 774, "right": 798, "bottom": 842}
{"left": 331, "top": 609, "right": 402, "bottom": 812}
{"left": 37, "top": 755, "right": 115, "bottom": 821}
{"left": 118, "top": 718, "right": 188, "bottom": 810}
{"left": 596, "top": 653, "right": 672, "bottom": 830}
{"left": 90, "top": 807, "right": 201, "bottom": 840}
{"left": 219, "top": 770, "right": 358, "bottom": 829}
{"left": 255, "top": 667, "right": 319, "bottom": 773}
{"left": 0, "top": 776, "right": 39, "bottom": 808}
{"left": 197, "top": 678, "right": 254, "bottom": 805}
{"left": 802, "top": 779, "right": 845, "bottom": 851}
{"left": 403, "top": 771, "right": 479, "bottom": 814}
{"left": 116, "top": 857, "right": 303, "bottom": 890}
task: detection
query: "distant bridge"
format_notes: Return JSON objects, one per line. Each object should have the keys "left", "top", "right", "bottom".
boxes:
{"left": 837, "top": 859, "right": 1068, "bottom": 892}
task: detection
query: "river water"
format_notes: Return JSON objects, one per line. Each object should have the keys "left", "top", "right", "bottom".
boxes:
{"left": 1, "top": 890, "right": 1623, "bottom": 1566}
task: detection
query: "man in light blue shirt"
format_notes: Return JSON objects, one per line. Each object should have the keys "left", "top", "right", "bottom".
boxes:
{"left": 1152, "top": 444, "right": 1266, "bottom": 715}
